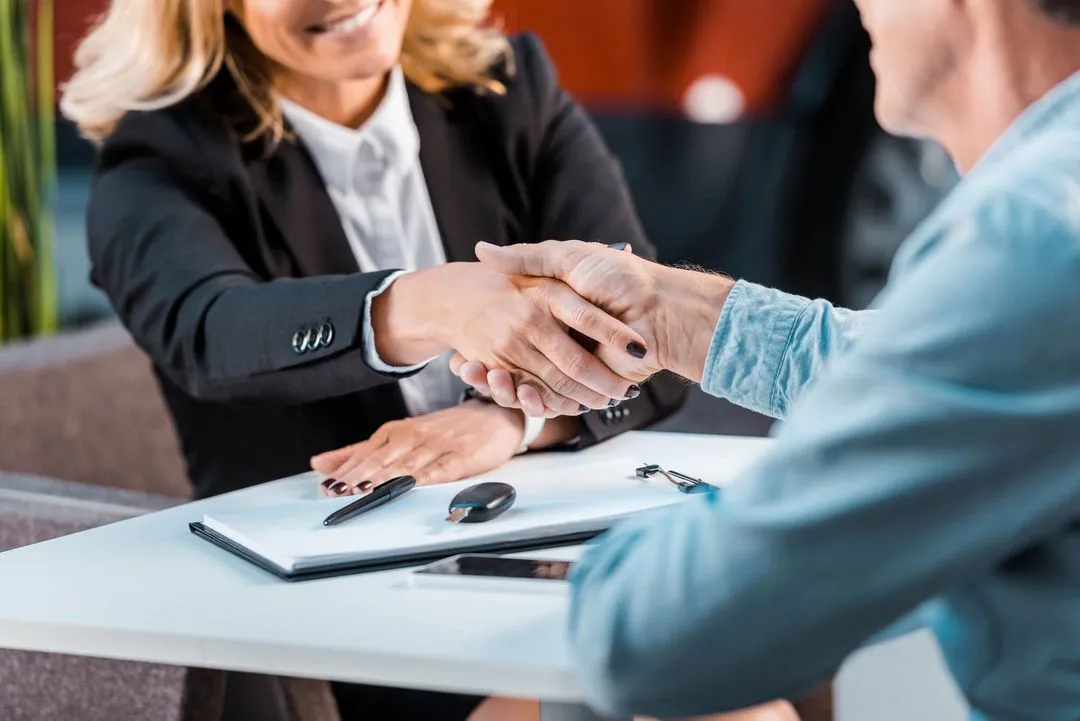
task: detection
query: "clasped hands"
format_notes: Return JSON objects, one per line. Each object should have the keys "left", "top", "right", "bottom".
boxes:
{"left": 449, "top": 240, "right": 732, "bottom": 418}
{"left": 313, "top": 240, "right": 731, "bottom": 496}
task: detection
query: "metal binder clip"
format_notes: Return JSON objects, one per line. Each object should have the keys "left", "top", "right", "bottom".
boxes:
{"left": 635, "top": 463, "right": 712, "bottom": 494}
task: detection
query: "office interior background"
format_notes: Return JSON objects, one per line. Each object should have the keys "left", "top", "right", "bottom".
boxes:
{"left": 1, "top": 0, "right": 966, "bottom": 719}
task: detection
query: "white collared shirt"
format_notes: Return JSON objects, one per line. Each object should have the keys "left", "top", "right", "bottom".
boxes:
{"left": 279, "top": 67, "right": 463, "bottom": 417}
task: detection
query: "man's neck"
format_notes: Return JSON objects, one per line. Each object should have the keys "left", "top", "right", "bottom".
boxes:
{"left": 935, "top": 15, "right": 1080, "bottom": 173}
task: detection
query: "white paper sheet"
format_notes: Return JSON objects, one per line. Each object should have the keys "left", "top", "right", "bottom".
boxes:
{"left": 202, "top": 456, "right": 704, "bottom": 573}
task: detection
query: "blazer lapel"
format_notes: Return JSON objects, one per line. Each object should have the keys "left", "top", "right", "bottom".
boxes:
{"left": 408, "top": 84, "right": 508, "bottom": 262}
{"left": 248, "top": 86, "right": 508, "bottom": 273}
{"left": 248, "top": 138, "right": 360, "bottom": 277}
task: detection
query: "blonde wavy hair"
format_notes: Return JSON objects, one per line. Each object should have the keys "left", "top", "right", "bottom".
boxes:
{"left": 60, "top": 0, "right": 512, "bottom": 145}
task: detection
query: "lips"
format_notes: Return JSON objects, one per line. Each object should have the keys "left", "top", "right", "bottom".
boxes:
{"left": 308, "top": 0, "right": 385, "bottom": 34}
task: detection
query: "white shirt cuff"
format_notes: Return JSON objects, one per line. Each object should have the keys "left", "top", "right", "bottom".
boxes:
{"left": 515, "top": 414, "right": 547, "bottom": 455}
{"left": 362, "top": 270, "right": 440, "bottom": 374}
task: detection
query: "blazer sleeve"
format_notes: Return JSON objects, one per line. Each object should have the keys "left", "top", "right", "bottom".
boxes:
{"left": 86, "top": 108, "right": 416, "bottom": 406}
{"left": 510, "top": 33, "right": 689, "bottom": 446}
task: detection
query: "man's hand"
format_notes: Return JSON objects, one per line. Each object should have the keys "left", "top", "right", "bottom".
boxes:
{"left": 451, "top": 241, "right": 734, "bottom": 416}
{"left": 310, "top": 402, "right": 526, "bottom": 495}
{"left": 372, "top": 262, "right": 647, "bottom": 416}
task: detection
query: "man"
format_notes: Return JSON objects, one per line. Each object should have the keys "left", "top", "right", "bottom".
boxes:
{"left": 454, "top": 0, "right": 1080, "bottom": 718}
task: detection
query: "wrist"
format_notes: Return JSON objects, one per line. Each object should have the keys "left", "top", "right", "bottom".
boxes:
{"left": 370, "top": 268, "right": 454, "bottom": 365}
{"left": 532, "top": 416, "right": 581, "bottom": 450}
{"left": 468, "top": 398, "right": 531, "bottom": 448}
{"left": 467, "top": 397, "right": 524, "bottom": 426}
{"left": 652, "top": 266, "right": 733, "bottom": 383}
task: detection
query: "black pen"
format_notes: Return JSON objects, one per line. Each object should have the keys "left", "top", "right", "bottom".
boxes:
{"left": 322, "top": 475, "right": 417, "bottom": 527}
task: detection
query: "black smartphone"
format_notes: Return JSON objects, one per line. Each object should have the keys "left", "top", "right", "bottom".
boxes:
{"left": 410, "top": 554, "right": 572, "bottom": 594}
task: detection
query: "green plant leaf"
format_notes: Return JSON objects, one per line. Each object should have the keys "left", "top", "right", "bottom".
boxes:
{"left": 0, "top": 0, "right": 56, "bottom": 341}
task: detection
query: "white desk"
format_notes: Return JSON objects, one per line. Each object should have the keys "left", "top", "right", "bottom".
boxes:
{"left": 0, "top": 431, "right": 769, "bottom": 716}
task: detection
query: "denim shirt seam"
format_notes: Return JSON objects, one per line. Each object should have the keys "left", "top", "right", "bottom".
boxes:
{"left": 701, "top": 280, "right": 745, "bottom": 397}
{"left": 767, "top": 302, "right": 812, "bottom": 416}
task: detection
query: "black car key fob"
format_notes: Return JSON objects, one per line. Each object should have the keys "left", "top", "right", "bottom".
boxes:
{"left": 446, "top": 482, "right": 516, "bottom": 523}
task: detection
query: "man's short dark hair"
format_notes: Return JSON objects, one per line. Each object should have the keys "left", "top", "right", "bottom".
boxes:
{"left": 1033, "top": 0, "right": 1080, "bottom": 25}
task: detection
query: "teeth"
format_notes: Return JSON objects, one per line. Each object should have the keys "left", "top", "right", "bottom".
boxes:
{"left": 325, "top": 3, "right": 380, "bottom": 33}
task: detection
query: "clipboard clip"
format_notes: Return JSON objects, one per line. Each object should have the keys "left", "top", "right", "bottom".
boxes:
{"left": 635, "top": 463, "right": 713, "bottom": 494}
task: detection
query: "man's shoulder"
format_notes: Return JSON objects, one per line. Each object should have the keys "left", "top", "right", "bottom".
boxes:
{"left": 978, "top": 129, "right": 1080, "bottom": 236}
{"left": 893, "top": 133, "right": 1080, "bottom": 283}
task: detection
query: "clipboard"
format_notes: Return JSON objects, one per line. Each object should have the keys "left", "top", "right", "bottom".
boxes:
{"left": 189, "top": 521, "right": 603, "bottom": 582}
{"left": 187, "top": 456, "right": 707, "bottom": 583}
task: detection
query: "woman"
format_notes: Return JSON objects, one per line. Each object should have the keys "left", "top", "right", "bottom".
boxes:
{"left": 61, "top": 0, "right": 685, "bottom": 718}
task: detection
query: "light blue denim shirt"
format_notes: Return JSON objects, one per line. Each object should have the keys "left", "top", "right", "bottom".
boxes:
{"left": 568, "top": 70, "right": 1080, "bottom": 721}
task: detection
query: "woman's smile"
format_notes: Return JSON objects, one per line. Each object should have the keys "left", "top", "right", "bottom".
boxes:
{"left": 306, "top": 0, "right": 390, "bottom": 43}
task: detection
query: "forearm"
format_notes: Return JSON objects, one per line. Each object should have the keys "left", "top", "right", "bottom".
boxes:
{"left": 654, "top": 266, "right": 868, "bottom": 419}
{"left": 86, "top": 163, "right": 418, "bottom": 406}
{"left": 121, "top": 270, "right": 410, "bottom": 405}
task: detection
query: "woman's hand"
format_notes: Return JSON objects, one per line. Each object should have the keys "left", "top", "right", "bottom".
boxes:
{"left": 370, "top": 262, "right": 649, "bottom": 415}
{"left": 310, "top": 402, "right": 526, "bottom": 496}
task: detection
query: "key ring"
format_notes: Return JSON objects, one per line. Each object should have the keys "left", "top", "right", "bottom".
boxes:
{"left": 635, "top": 463, "right": 712, "bottom": 494}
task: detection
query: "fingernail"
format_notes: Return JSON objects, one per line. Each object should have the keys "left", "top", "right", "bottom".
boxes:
{"left": 626, "top": 341, "right": 647, "bottom": 359}
{"left": 608, "top": 399, "right": 619, "bottom": 407}
{"left": 626, "top": 385, "right": 641, "bottom": 399}
{"left": 320, "top": 478, "right": 335, "bottom": 489}
{"left": 607, "top": 242, "right": 629, "bottom": 251}
{"left": 579, "top": 404, "right": 589, "bottom": 413}
{"left": 330, "top": 481, "right": 348, "bottom": 495}
{"left": 357, "top": 480, "right": 374, "bottom": 493}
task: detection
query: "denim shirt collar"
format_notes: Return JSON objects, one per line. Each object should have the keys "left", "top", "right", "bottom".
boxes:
{"left": 971, "top": 69, "right": 1080, "bottom": 175}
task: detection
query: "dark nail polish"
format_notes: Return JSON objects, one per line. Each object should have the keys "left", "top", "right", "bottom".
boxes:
{"left": 330, "top": 481, "right": 348, "bottom": 495}
{"left": 607, "top": 242, "right": 629, "bottom": 251}
{"left": 626, "top": 385, "right": 641, "bottom": 399}
{"left": 358, "top": 480, "right": 374, "bottom": 493}
{"left": 626, "top": 341, "right": 647, "bottom": 359}
{"left": 579, "top": 404, "right": 589, "bottom": 413}
{"left": 608, "top": 399, "right": 619, "bottom": 407}
{"left": 320, "top": 478, "right": 336, "bottom": 489}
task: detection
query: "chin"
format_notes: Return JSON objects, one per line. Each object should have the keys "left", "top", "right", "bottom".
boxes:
{"left": 310, "top": 49, "right": 398, "bottom": 83}
{"left": 341, "top": 59, "right": 398, "bottom": 83}
{"left": 874, "top": 96, "right": 911, "bottom": 137}
{"left": 341, "top": 42, "right": 402, "bottom": 77}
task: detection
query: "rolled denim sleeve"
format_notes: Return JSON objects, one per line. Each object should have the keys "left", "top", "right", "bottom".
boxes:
{"left": 567, "top": 202, "right": 1080, "bottom": 718}
{"left": 701, "top": 280, "right": 870, "bottom": 418}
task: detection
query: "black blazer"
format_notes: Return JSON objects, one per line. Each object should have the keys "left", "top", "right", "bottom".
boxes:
{"left": 87, "top": 34, "right": 686, "bottom": 499}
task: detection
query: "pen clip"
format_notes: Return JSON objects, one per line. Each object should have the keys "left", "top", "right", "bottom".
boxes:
{"left": 635, "top": 463, "right": 711, "bottom": 494}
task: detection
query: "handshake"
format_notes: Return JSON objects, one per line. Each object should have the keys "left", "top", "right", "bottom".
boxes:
{"left": 432, "top": 240, "right": 736, "bottom": 418}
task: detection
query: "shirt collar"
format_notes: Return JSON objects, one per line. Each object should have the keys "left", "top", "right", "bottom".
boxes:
{"left": 278, "top": 66, "right": 420, "bottom": 194}
{"left": 971, "top": 69, "right": 1080, "bottom": 175}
